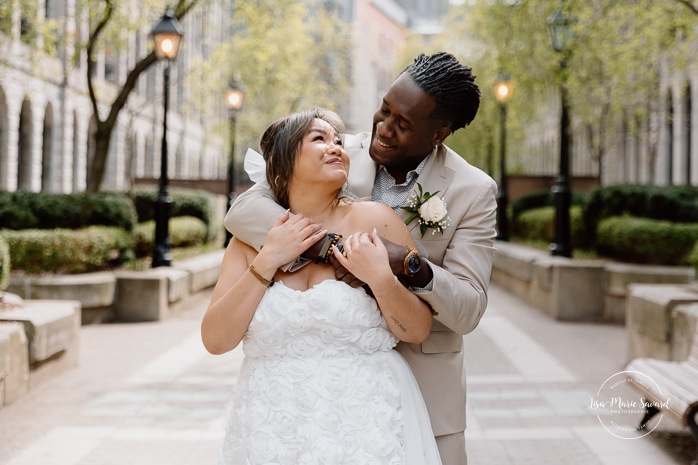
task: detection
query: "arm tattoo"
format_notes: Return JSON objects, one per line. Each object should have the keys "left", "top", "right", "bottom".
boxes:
{"left": 390, "top": 315, "right": 407, "bottom": 333}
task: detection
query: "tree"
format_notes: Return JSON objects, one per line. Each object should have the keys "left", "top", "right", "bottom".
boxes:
{"left": 441, "top": 0, "right": 695, "bottom": 182}
{"left": 676, "top": 0, "right": 698, "bottom": 15}
{"left": 186, "top": 0, "right": 352, "bottom": 161}
{"left": 83, "top": 0, "right": 204, "bottom": 193}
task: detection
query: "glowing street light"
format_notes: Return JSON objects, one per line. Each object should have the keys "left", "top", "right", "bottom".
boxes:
{"left": 493, "top": 74, "right": 514, "bottom": 241}
{"left": 150, "top": 8, "right": 183, "bottom": 268}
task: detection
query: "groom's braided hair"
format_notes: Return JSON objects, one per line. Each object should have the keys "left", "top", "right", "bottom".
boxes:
{"left": 403, "top": 52, "right": 480, "bottom": 131}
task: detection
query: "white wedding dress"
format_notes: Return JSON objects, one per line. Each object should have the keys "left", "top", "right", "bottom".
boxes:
{"left": 217, "top": 279, "right": 442, "bottom": 465}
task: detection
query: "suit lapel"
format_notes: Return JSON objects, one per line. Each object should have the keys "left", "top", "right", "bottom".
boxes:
{"left": 346, "top": 134, "right": 376, "bottom": 198}
{"left": 416, "top": 146, "right": 455, "bottom": 198}
{"left": 402, "top": 146, "right": 455, "bottom": 240}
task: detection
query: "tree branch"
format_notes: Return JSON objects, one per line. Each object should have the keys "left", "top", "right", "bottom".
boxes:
{"left": 175, "top": 0, "right": 201, "bottom": 18}
{"left": 86, "top": 0, "right": 115, "bottom": 125}
{"left": 102, "top": 0, "right": 202, "bottom": 130}
{"left": 675, "top": 0, "right": 698, "bottom": 15}
{"left": 103, "top": 51, "right": 157, "bottom": 130}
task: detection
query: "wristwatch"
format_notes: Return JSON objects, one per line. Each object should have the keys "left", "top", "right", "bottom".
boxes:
{"left": 403, "top": 245, "right": 422, "bottom": 277}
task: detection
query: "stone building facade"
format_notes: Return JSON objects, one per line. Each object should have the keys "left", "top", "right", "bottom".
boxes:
{"left": 0, "top": 0, "right": 229, "bottom": 194}
{"left": 0, "top": 0, "right": 453, "bottom": 193}
{"left": 520, "top": 44, "right": 698, "bottom": 188}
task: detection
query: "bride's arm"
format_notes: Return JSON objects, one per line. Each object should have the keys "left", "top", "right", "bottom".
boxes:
{"left": 333, "top": 203, "right": 433, "bottom": 343}
{"left": 201, "top": 211, "right": 322, "bottom": 354}
{"left": 201, "top": 238, "right": 270, "bottom": 354}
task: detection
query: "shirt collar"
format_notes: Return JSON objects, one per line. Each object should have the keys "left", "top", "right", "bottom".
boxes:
{"left": 376, "top": 151, "right": 432, "bottom": 186}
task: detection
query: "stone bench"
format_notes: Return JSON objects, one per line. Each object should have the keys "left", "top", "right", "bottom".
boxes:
{"left": 173, "top": 250, "right": 224, "bottom": 293}
{"left": 625, "top": 302, "right": 698, "bottom": 463}
{"left": 0, "top": 299, "right": 80, "bottom": 400}
{"left": 626, "top": 284, "right": 698, "bottom": 362}
{"left": 8, "top": 272, "right": 115, "bottom": 324}
{"left": 0, "top": 322, "right": 29, "bottom": 408}
{"left": 492, "top": 241, "right": 696, "bottom": 324}
{"left": 5, "top": 250, "right": 225, "bottom": 324}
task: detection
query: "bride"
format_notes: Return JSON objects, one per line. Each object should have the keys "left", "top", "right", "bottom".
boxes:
{"left": 201, "top": 108, "right": 442, "bottom": 465}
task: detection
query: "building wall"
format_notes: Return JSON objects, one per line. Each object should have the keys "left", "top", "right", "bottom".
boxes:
{"left": 0, "top": 0, "right": 227, "bottom": 194}
{"left": 346, "top": 0, "right": 407, "bottom": 134}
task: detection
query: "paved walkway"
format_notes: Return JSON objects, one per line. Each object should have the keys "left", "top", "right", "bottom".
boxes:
{"left": 0, "top": 285, "right": 694, "bottom": 465}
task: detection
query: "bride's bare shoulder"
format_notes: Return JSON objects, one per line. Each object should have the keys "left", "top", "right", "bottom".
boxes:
{"left": 346, "top": 200, "right": 401, "bottom": 228}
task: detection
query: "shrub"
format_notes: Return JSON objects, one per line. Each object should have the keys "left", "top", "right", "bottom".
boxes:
{"left": 511, "top": 190, "right": 588, "bottom": 223}
{"left": 0, "top": 235, "right": 9, "bottom": 291}
{"left": 583, "top": 184, "right": 698, "bottom": 244}
{"left": 514, "top": 205, "right": 588, "bottom": 248}
{"left": 133, "top": 216, "right": 208, "bottom": 257}
{"left": 688, "top": 242, "right": 698, "bottom": 277}
{"left": 0, "top": 191, "right": 138, "bottom": 232}
{"left": 132, "top": 188, "right": 214, "bottom": 238}
{"left": 1, "top": 226, "right": 133, "bottom": 274}
{"left": 596, "top": 216, "right": 698, "bottom": 265}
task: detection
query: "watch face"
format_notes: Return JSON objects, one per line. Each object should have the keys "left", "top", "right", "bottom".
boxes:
{"left": 407, "top": 254, "right": 421, "bottom": 274}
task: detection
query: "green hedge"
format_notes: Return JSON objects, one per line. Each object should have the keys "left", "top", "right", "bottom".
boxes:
{"left": 596, "top": 216, "right": 698, "bottom": 265}
{"left": 133, "top": 188, "right": 213, "bottom": 238}
{"left": 0, "top": 236, "right": 9, "bottom": 291}
{"left": 0, "top": 226, "right": 133, "bottom": 274}
{"left": 511, "top": 190, "right": 587, "bottom": 223}
{"left": 584, "top": 184, "right": 698, "bottom": 244}
{"left": 514, "top": 205, "right": 588, "bottom": 248}
{"left": 0, "top": 191, "right": 138, "bottom": 232}
{"left": 132, "top": 216, "right": 208, "bottom": 257}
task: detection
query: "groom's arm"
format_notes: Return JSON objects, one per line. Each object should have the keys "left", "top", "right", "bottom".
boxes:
{"left": 224, "top": 183, "right": 283, "bottom": 252}
{"left": 414, "top": 179, "right": 497, "bottom": 335}
{"left": 224, "top": 184, "right": 324, "bottom": 271}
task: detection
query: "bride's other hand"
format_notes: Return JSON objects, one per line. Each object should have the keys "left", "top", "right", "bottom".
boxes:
{"left": 332, "top": 261, "right": 364, "bottom": 288}
{"left": 256, "top": 210, "right": 324, "bottom": 270}
{"left": 332, "top": 228, "right": 394, "bottom": 292}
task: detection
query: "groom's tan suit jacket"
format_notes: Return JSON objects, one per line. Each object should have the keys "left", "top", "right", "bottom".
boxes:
{"left": 225, "top": 133, "right": 497, "bottom": 437}
{"left": 344, "top": 134, "right": 497, "bottom": 437}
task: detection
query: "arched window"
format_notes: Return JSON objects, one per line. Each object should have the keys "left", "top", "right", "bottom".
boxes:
{"left": 683, "top": 83, "right": 692, "bottom": 185}
{"left": 72, "top": 111, "right": 84, "bottom": 191}
{"left": 665, "top": 91, "right": 674, "bottom": 185}
{"left": 145, "top": 136, "right": 154, "bottom": 178}
{"left": 86, "top": 117, "right": 97, "bottom": 188}
{"left": 41, "top": 103, "right": 54, "bottom": 192}
{"left": 17, "top": 98, "right": 33, "bottom": 191}
{"left": 0, "top": 88, "right": 8, "bottom": 190}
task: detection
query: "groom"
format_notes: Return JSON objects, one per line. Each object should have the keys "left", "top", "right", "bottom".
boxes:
{"left": 226, "top": 52, "right": 497, "bottom": 464}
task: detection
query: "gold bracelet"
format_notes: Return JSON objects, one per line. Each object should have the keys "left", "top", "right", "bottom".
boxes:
{"left": 373, "top": 276, "right": 400, "bottom": 298}
{"left": 248, "top": 264, "right": 275, "bottom": 287}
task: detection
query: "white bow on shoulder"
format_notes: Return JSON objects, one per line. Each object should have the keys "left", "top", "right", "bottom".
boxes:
{"left": 243, "top": 148, "right": 270, "bottom": 189}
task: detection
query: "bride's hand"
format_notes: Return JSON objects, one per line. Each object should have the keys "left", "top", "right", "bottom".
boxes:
{"left": 256, "top": 210, "right": 325, "bottom": 269}
{"left": 332, "top": 229, "right": 394, "bottom": 291}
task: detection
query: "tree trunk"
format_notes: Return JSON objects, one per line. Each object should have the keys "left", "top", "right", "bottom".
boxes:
{"left": 84, "top": 0, "right": 201, "bottom": 193}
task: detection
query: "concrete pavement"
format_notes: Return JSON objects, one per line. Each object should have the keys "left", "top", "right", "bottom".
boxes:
{"left": 0, "top": 284, "right": 695, "bottom": 465}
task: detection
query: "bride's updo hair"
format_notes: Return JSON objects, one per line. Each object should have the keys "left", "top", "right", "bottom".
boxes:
{"left": 260, "top": 107, "right": 345, "bottom": 209}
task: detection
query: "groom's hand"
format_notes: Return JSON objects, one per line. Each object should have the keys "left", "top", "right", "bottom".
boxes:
{"left": 300, "top": 230, "right": 327, "bottom": 261}
{"left": 332, "top": 261, "right": 365, "bottom": 288}
{"left": 379, "top": 236, "right": 411, "bottom": 277}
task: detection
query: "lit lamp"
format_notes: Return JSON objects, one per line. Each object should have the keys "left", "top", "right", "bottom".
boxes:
{"left": 224, "top": 75, "right": 246, "bottom": 247}
{"left": 150, "top": 8, "right": 183, "bottom": 268}
{"left": 547, "top": 7, "right": 575, "bottom": 258}
{"left": 493, "top": 74, "right": 514, "bottom": 241}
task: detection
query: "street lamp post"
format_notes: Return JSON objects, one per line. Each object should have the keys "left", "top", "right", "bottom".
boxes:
{"left": 224, "top": 76, "right": 246, "bottom": 247}
{"left": 547, "top": 8, "right": 575, "bottom": 258}
{"left": 150, "top": 9, "right": 183, "bottom": 268}
{"left": 493, "top": 75, "right": 514, "bottom": 241}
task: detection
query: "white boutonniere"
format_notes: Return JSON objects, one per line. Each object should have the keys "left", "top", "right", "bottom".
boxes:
{"left": 403, "top": 183, "right": 451, "bottom": 237}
